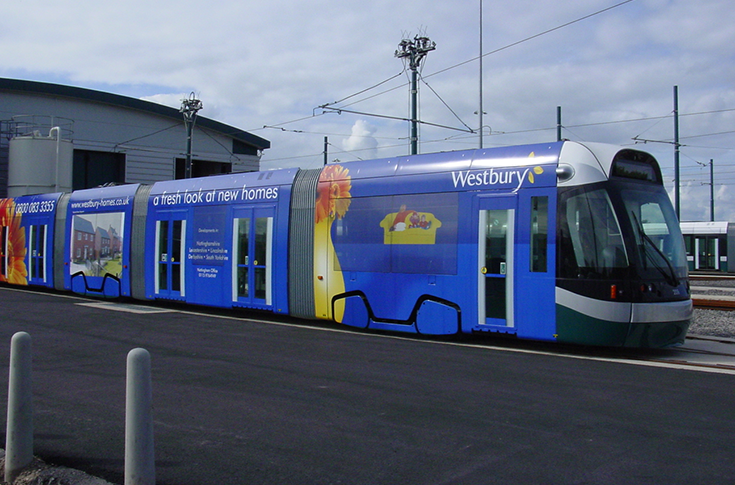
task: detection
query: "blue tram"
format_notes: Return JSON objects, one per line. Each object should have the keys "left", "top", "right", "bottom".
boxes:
{"left": 0, "top": 141, "right": 692, "bottom": 347}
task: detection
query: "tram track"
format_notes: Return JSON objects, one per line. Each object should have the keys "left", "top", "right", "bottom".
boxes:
{"left": 690, "top": 272, "right": 735, "bottom": 309}
{"left": 684, "top": 276, "right": 735, "bottom": 369}
{"left": 644, "top": 332, "right": 735, "bottom": 373}
{"left": 689, "top": 273, "right": 735, "bottom": 280}
{"left": 692, "top": 297, "right": 735, "bottom": 310}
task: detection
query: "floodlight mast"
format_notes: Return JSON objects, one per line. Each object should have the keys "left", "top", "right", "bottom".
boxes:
{"left": 395, "top": 35, "right": 436, "bottom": 155}
{"left": 180, "top": 92, "right": 203, "bottom": 179}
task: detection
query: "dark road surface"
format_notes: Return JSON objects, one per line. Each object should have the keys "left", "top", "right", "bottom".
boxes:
{"left": 0, "top": 286, "right": 733, "bottom": 484}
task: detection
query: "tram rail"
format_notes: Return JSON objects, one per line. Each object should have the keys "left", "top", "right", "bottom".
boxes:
{"left": 692, "top": 297, "right": 735, "bottom": 310}
{"left": 690, "top": 272, "right": 735, "bottom": 309}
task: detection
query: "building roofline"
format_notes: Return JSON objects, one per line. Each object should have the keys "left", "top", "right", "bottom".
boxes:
{"left": 0, "top": 77, "right": 270, "bottom": 150}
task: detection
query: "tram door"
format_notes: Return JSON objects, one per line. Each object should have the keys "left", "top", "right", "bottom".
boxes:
{"left": 155, "top": 213, "right": 186, "bottom": 299}
{"left": 28, "top": 224, "right": 48, "bottom": 285}
{"left": 478, "top": 197, "right": 515, "bottom": 328}
{"left": 232, "top": 207, "right": 274, "bottom": 308}
{"left": 694, "top": 236, "right": 719, "bottom": 270}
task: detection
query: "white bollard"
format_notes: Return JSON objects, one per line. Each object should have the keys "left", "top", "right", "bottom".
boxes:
{"left": 125, "top": 348, "right": 155, "bottom": 485}
{"left": 5, "top": 331, "right": 33, "bottom": 484}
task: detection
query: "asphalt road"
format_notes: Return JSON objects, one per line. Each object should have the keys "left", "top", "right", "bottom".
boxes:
{"left": 0, "top": 286, "right": 733, "bottom": 485}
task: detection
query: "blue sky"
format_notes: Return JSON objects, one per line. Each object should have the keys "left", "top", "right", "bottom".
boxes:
{"left": 2, "top": 0, "right": 734, "bottom": 221}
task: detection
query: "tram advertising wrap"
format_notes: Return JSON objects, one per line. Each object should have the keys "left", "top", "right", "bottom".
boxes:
{"left": 145, "top": 169, "right": 296, "bottom": 312}
{"left": 0, "top": 192, "right": 61, "bottom": 288}
{"left": 65, "top": 184, "right": 138, "bottom": 298}
{"left": 0, "top": 141, "right": 692, "bottom": 348}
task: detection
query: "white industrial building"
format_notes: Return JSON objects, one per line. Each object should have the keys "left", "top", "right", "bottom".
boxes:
{"left": 0, "top": 78, "right": 270, "bottom": 197}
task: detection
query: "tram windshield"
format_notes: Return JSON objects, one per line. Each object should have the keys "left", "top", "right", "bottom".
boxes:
{"left": 558, "top": 182, "right": 687, "bottom": 285}
{"left": 620, "top": 186, "right": 688, "bottom": 283}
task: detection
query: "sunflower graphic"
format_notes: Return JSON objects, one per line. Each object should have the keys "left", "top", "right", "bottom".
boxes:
{"left": 315, "top": 164, "right": 352, "bottom": 223}
{"left": 314, "top": 164, "right": 352, "bottom": 321}
{"left": 0, "top": 199, "right": 28, "bottom": 285}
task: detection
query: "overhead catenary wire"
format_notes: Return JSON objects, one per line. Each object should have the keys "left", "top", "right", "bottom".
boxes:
{"left": 276, "top": 5, "right": 707, "bottom": 151}
{"left": 112, "top": 122, "right": 181, "bottom": 150}
{"left": 316, "top": 106, "right": 473, "bottom": 133}
{"left": 256, "top": 1, "right": 665, "bottom": 140}
{"left": 262, "top": 107, "right": 735, "bottom": 157}
{"left": 320, "top": 72, "right": 405, "bottom": 109}
{"left": 257, "top": 0, "right": 735, "bottom": 171}
{"left": 319, "top": 0, "right": 639, "bottom": 113}
{"left": 295, "top": 1, "right": 638, "bottom": 137}
{"left": 417, "top": 72, "right": 474, "bottom": 133}
{"left": 425, "top": 0, "right": 636, "bottom": 81}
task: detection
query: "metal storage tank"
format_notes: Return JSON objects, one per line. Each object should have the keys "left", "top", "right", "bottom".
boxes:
{"left": 8, "top": 128, "right": 73, "bottom": 197}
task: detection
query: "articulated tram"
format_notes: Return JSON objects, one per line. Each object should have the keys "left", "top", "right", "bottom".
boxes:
{"left": 0, "top": 141, "right": 691, "bottom": 347}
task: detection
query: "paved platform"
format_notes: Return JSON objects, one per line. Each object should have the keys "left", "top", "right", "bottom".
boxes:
{"left": 1, "top": 287, "right": 735, "bottom": 484}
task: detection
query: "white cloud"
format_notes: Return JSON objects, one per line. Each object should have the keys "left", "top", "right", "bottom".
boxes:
{"left": 341, "top": 120, "right": 379, "bottom": 161}
{"left": 139, "top": 93, "right": 189, "bottom": 110}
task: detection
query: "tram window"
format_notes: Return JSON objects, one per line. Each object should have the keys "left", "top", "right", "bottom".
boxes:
{"left": 721, "top": 236, "right": 728, "bottom": 259}
{"left": 558, "top": 188, "right": 628, "bottom": 278}
{"left": 31, "top": 225, "right": 45, "bottom": 280}
{"left": 254, "top": 218, "right": 268, "bottom": 300}
{"left": 484, "top": 209, "right": 507, "bottom": 274}
{"left": 38, "top": 225, "right": 45, "bottom": 258}
{"left": 171, "top": 221, "right": 182, "bottom": 292}
{"left": 158, "top": 221, "right": 169, "bottom": 291}
{"left": 236, "top": 218, "right": 250, "bottom": 298}
{"left": 237, "top": 219, "right": 250, "bottom": 265}
{"left": 530, "top": 196, "right": 548, "bottom": 272}
{"left": 255, "top": 268, "right": 266, "bottom": 299}
{"left": 254, "top": 218, "right": 268, "bottom": 265}
{"left": 611, "top": 151, "right": 661, "bottom": 183}
{"left": 611, "top": 160, "right": 657, "bottom": 182}
{"left": 684, "top": 235, "right": 693, "bottom": 255}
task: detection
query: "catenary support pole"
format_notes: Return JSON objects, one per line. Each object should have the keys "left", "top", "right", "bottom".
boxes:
{"left": 324, "top": 136, "right": 328, "bottom": 165}
{"left": 710, "top": 159, "right": 715, "bottom": 222}
{"left": 395, "top": 35, "right": 435, "bottom": 155}
{"left": 557, "top": 106, "right": 562, "bottom": 142}
{"left": 479, "top": 0, "right": 483, "bottom": 149}
{"left": 125, "top": 348, "right": 155, "bottom": 485}
{"left": 674, "top": 85, "right": 681, "bottom": 220}
{"left": 5, "top": 331, "right": 33, "bottom": 484}
{"left": 410, "top": 66, "right": 419, "bottom": 155}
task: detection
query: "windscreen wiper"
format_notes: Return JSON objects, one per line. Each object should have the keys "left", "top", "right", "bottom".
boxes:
{"left": 630, "top": 211, "right": 680, "bottom": 287}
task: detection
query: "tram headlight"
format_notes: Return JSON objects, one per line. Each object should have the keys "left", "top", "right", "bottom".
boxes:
{"left": 556, "top": 164, "right": 575, "bottom": 182}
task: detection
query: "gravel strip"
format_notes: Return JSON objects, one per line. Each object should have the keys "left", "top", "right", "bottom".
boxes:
{"left": 689, "top": 279, "right": 735, "bottom": 338}
{"left": 690, "top": 308, "right": 735, "bottom": 339}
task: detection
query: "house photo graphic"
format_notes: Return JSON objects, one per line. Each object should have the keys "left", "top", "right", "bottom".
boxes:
{"left": 70, "top": 212, "right": 125, "bottom": 278}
